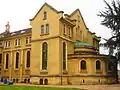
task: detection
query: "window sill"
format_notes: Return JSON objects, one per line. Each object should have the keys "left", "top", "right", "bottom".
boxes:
{"left": 40, "top": 33, "right": 49, "bottom": 36}
{"left": 43, "top": 18, "right": 47, "bottom": 20}
{"left": 25, "top": 43, "right": 31, "bottom": 46}
{"left": 15, "top": 45, "right": 21, "bottom": 48}
{"left": 25, "top": 67, "right": 30, "bottom": 70}
{"left": 63, "top": 70, "right": 68, "bottom": 74}
{"left": 63, "top": 33, "right": 67, "bottom": 36}
{"left": 4, "top": 69, "right": 8, "bottom": 71}
{"left": 107, "top": 70, "right": 112, "bottom": 73}
{"left": 14, "top": 69, "right": 19, "bottom": 71}
{"left": 80, "top": 70, "right": 87, "bottom": 73}
{"left": 5, "top": 47, "right": 11, "bottom": 49}
{"left": 96, "top": 70, "right": 102, "bottom": 73}
{"left": 40, "top": 70, "right": 48, "bottom": 74}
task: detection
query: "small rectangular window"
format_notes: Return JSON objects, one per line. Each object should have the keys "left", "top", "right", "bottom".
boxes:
{"left": 26, "top": 37, "right": 31, "bottom": 44}
{"left": 41, "top": 25, "right": 44, "bottom": 34}
{"left": 15, "top": 39, "right": 20, "bottom": 46}
{"left": 6, "top": 41, "right": 7, "bottom": 47}
{"left": 6, "top": 41, "right": 10, "bottom": 47}
{"left": 0, "top": 42, "right": 2, "bottom": 46}
{"left": 63, "top": 24, "right": 66, "bottom": 34}
{"left": 43, "top": 12, "right": 47, "bottom": 20}
{"left": 68, "top": 27, "right": 71, "bottom": 37}
{"left": 46, "top": 24, "right": 49, "bottom": 34}
{"left": 15, "top": 39, "right": 17, "bottom": 46}
{"left": 8, "top": 41, "right": 10, "bottom": 47}
{"left": 29, "top": 37, "right": 31, "bottom": 43}
{"left": 18, "top": 39, "right": 20, "bottom": 45}
{"left": 0, "top": 54, "right": 2, "bottom": 64}
{"left": 26, "top": 37, "right": 29, "bottom": 44}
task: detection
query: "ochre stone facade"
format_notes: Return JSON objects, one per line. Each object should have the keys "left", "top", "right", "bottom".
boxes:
{"left": 0, "top": 3, "right": 116, "bottom": 85}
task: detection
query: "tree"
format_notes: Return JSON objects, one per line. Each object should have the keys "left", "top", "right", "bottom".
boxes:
{"left": 98, "top": 0, "right": 120, "bottom": 83}
{"left": 98, "top": 0, "right": 120, "bottom": 61}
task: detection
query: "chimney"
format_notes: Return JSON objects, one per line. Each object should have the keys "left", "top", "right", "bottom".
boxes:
{"left": 5, "top": 22, "right": 10, "bottom": 33}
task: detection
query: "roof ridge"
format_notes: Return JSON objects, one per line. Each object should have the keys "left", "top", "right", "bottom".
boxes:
{"left": 10, "top": 28, "right": 32, "bottom": 34}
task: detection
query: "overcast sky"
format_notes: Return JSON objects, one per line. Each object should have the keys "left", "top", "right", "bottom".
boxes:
{"left": 0, "top": 0, "right": 112, "bottom": 39}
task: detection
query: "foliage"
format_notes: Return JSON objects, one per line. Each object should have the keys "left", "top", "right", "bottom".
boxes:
{"left": 98, "top": 0, "right": 120, "bottom": 60}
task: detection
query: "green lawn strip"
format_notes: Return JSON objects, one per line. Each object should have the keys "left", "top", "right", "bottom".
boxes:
{"left": 0, "top": 85, "right": 81, "bottom": 90}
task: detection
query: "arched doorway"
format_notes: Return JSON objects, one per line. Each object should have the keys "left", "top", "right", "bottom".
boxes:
{"left": 39, "top": 79, "right": 43, "bottom": 85}
{"left": 24, "top": 79, "right": 27, "bottom": 83}
{"left": 16, "top": 78, "right": 18, "bottom": 83}
{"left": 28, "top": 79, "right": 30, "bottom": 83}
{"left": 44, "top": 79, "right": 48, "bottom": 85}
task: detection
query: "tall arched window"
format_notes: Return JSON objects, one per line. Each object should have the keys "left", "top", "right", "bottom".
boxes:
{"left": 63, "top": 42, "right": 66, "bottom": 70}
{"left": 42, "top": 42, "right": 48, "bottom": 70}
{"left": 26, "top": 51, "right": 30, "bottom": 68}
{"left": 5, "top": 53, "right": 9, "bottom": 69}
{"left": 81, "top": 60, "right": 86, "bottom": 70}
{"left": 16, "top": 52, "right": 19, "bottom": 69}
{"left": 96, "top": 60, "right": 101, "bottom": 70}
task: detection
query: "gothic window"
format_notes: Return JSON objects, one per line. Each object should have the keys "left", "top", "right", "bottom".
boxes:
{"left": 15, "top": 52, "right": 19, "bottom": 69}
{"left": 26, "top": 51, "right": 30, "bottom": 68}
{"left": 96, "top": 60, "right": 101, "bottom": 70}
{"left": 5, "top": 54, "right": 9, "bottom": 69}
{"left": 63, "top": 42, "right": 66, "bottom": 70}
{"left": 81, "top": 60, "right": 86, "bottom": 70}
{"left": 42, "top": 42, "right": 48, "bottom": 70}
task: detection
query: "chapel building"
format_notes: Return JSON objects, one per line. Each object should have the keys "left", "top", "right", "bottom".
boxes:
{"left": 0, "top": 3, "right": 117, "bottom": 85}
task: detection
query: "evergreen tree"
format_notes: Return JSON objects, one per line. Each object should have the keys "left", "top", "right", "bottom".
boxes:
{"left": 98, "top": 0, "right": 120, "bottom": 83}
{"left": 98, "top": 0, "right": 120, "bottom": 61}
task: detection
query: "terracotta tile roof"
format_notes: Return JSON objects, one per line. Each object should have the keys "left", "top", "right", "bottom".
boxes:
{"left": 0, "top": 28, "right": 31, "bottom": 39}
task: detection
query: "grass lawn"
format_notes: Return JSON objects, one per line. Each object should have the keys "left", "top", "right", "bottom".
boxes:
{"left": 0, "top": 85, "right": 81, "bottom": 90}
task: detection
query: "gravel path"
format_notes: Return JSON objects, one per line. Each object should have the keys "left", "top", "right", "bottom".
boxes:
{"left": 14, "top": 83, "right": 120, "bottom": 90}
